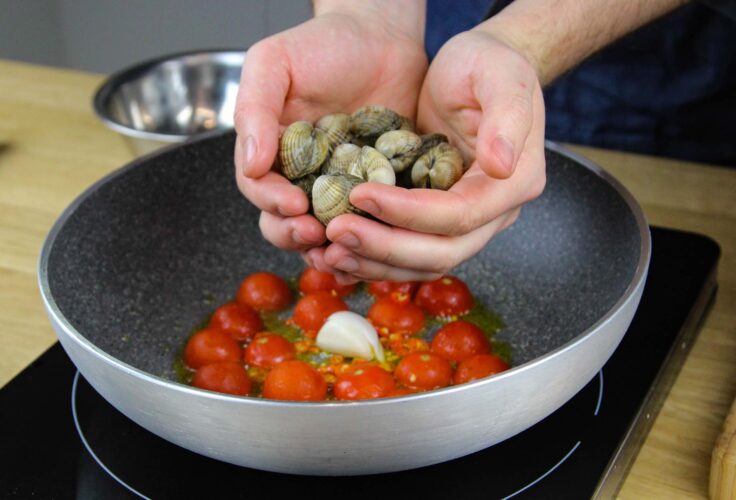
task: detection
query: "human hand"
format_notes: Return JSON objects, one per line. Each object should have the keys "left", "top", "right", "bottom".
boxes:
{"left": 309, "top": 29, "right": 546, "bottom": 283}
{"left": 233, "top": 1, "right": 427, "bottom": 258}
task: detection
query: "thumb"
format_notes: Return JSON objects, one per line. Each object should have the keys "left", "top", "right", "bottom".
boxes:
{"left": 474, "top": 64, "right": 536, "bottom": 179}
{"left": 234, "top": 40, "right": 290, "bottom": 178}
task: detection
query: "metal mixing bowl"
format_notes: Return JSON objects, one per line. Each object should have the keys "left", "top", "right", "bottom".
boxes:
{"left": 93, "top": 50, "right": 244, "bottom": 156}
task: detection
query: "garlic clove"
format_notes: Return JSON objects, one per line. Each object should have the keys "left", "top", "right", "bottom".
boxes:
{"left": 316, "top": 311, "right": 385, "bottom": 363}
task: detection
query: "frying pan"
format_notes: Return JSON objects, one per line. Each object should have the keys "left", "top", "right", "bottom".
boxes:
{"left": 38, "top": 132, "right": 649, "bottom": 475}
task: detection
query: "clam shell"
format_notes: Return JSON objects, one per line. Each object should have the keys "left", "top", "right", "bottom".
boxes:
{"left": 345, "top": 146, "right": 395, "bottom": 185}
{"left": 315, "top": 113, "right": 351, "bottom": 152}
{"left": 418, "top": 133, "right": 449, "bottom": 156}
{"left": 323, "top": 143, "right": 360, "bottom": 175}
{"left": 312, "top": 174, "right": 365, "bottom": 226}
{"left": 350, "top": 105, "right": 403, "bottom": 145}
{"left": 292, "top": 173, "right": 318, "bottom": 198}
{"left": 279, "top": 121, "right": 330, "bottom": 180}
{"left": 375, "top": 130, "right": 422, "bottom": 172}
{"left": 411, "top": 142, "right": 464, "bottom": 190}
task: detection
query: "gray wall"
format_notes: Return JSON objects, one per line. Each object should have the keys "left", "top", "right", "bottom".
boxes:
{"left": 0, "top": 0, "right": 312, "bottom": 73}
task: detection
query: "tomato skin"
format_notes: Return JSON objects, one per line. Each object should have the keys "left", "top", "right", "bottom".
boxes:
{"left": 453, "top": 354, "right": 510, "bottom": 384}
{"left": 263, "top": 360, "right": 327, "bottom": 401}
{"left": 431, "top": 320, "right": 491, "bottom": 363}
{"left": 236, "top": 272, "right": 292, "bottom": 311}
{"left": 334, "top": 365, "right": 396, "bottom": 400}
{"left": 383, "top": 387, "right": 416, "bottom": 398}
{"left": 292, "top": 291, "right": 349, "bottom": 333}
{"left": 367, "top": 297, "right": 425, "bottom": 335}
{"left": 367, "top": 281, "right": 419, "bottom": 299}
{"left": 394, "top": 351, "right": 453, "bottom": 390}
{"left": 209, "top": 302, "right": 263, "bottom": 342}
{"left": 415, "top": 276, "right": 474, "bottom": 317}
{"left": 244, "top": 332, "right": 296, "bottom": 368}
{"left": 192, "top": 362, "right": 252, "bottom": 396}
{"left": 184, "top": 328, "right": 241, "bottom": 369}
{"left": 299, "top": 268, "right": 355, "bottom": 297}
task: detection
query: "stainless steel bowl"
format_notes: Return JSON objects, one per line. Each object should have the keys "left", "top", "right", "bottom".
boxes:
{"left": 93, "top": 50, "right": 244, "bottom": 155}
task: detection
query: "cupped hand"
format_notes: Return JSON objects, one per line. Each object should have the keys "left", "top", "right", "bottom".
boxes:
{"left": 234, "top": 8, "right": 427, "bottom": 256}
{"left": 311, "top": 30, "right": 546, "bottom": 283}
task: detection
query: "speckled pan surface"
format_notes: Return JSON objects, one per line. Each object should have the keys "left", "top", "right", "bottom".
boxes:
{"left": 44, "top": 132, "right": 641, "bottom": 379}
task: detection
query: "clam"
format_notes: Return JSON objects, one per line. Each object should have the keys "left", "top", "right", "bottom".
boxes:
{"left": 418, "top": 133, "right": 449, "bottom": 156}
{"left": 411, "top": 142, "right": 465, "bottom": 190}
{"left": 350, "top": 105, "right": 404, "bottom": 145}
{"left": 347, "top": 146, "right": 396, "bottom": 185}
{"left": 375, "top": 130, "right": 422, "bottom": 173}
{"left": 279, "top": 121, "right": 330, "bottom": 180}
{"left": 315, "top": 113, "right": 351, "bottom": 152}
{"left": 323, "top": 143, "right": 361, "bottom": 175}
{"left": 312, "top": 174, "right": 366, "bottom": 225}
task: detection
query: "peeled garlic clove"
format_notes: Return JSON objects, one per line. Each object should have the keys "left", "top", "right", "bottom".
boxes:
{"left": 316, "top": 311, "right": 385, "bottom": 362}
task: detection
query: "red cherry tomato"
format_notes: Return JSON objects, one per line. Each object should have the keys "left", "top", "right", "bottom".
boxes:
{"left": 334, "top": 365, "right": 396, "bottom": 400}
{"left": 192, "top": 362, "right": 252, "bottom": 396}
{"left": 415, "top": 276, "right": 473, "bottom": 318}
{"left": 184, "top": 328, "right": 242, "bottom": 369}
{"left": 209, "top": 302, "right": 263, "bottom": 342}
{"left": 299, "top": 268, "right": 356, "bottom": 297}
{"left": 430, "top": 320, "right": 491, "bottom": 363}
{"left": 394, "top": 351, "right": 453, "bottom": 390}
{"left": 262, "top": 360, "right": 327, "bottom": 401}
{"left": 367, "top": 281, "right": 419, "bottom": 299}
{"left": 244, "top": 332, "right": 296, "bottom": 368}
{"left": 367, "top": 297, "right": 425, "bottom": 335}
{"left": 453, "top": 354, "right": 510, "bottom": 384}
{"left": 292, "top": 291, "right": 349, "bottom": 333}
{"left": 236, "top": 272, "right": 292, "bottom": 311}
{"left": 383, "top": 387, "right": 417, "bottom": 398}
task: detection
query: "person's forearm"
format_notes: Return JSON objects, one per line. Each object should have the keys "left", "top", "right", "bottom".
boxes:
{"left": 313, "top": 0, "right": 426, "bottom": 41}
{"left": 476, "top": 0, "right": 688, "bottom": 86}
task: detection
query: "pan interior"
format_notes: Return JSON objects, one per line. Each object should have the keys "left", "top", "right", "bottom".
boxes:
{"left": 46, "top": 133, "right": 641, "bottom": 378}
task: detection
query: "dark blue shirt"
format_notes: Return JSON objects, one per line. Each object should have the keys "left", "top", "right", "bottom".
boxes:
{"left": 426, "top": 0, "right": 736, "bottom": 166}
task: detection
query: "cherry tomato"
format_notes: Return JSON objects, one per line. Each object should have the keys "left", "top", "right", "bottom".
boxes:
{"left": 262, "top": 360, "right": 327, "bottom": 401}
{"left": 368, "top": 297, "right": 425, "bottom": 335}
{"left": 453, "top": 354, "right": 510, "bottom": 384}
{"left": 192, "top": 362, "right": 252, "bottom": 396}
{"left": 292, "top": 291, "right": 348, "bottom": 333}
{"left": 236, "top": 272, "right": 292, "bottom": 311}
{"left": 367, "top": 281, "right": 419, "bottom": 299}
{"left": 394, "top": 351, "right": 453, "bottom": 390}
{"left": 383, "top": 387, "right": 416, "bottom": 398}
{"left": 184, "top": 328, "right": 241, "bottom": 369}
{"left": 299, "top": 268, "right": 356, "bottom": 297}
{"left": 244, "top": 332, "right": 296, "bottom": 368}
{"left": 415, "top": 276, "right": 473, "bottom": 318}
{"left": 334, "top": 365, "right": 396, "bottom": 400}
{"left": 209, "top": 302, "right": 263, "bottom": 342}
{"left": 431, "top": 320, "right": 491, "bottom": 363}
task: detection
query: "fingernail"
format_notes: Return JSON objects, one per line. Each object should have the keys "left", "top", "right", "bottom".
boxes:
{"left": 242, "top": 135, "right": 256, "bottom": 176}
{"left": 337, "top": 232, "right": 360, "bottom": 249}
{"left": 336, "top": 257, "right": 359, "bottom": 272}
{"left": 492, "top": 135, "right": 515, "bottom": 176}
{"left": 292, "top": 230, "right": 308, "bottom": 245}
{"left": 352, "top": 198, "right": 379, "bottom": 215}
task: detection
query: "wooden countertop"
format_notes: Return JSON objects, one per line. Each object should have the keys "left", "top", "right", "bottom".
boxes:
{"left": 0, "top": 59, "right": 734, "bottom": 498}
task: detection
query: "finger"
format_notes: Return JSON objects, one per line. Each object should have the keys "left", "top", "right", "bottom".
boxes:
{"left": 325, "top": 211, "right": 517, "bottom": 274}
{"left": 323, "top": 243, "right": 443, "bottom": 282}
{"left": 349, "top": 170, "right": 517, "bottom": 236}
{"left": 235, "top": 170, "right": 309, "bottom": 216}
{"left": 258, "top": 212, "right": 326, "bottom": 251}
{"left": 234, "top": 39, "right": 291, "bottom": 179}
{"left": 474, "top": 53, "right": 536, "bottom": 178}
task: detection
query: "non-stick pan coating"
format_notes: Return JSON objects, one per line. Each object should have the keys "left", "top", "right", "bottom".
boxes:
{"left": 46, "top": 132, "right": 640, "bottom": 379}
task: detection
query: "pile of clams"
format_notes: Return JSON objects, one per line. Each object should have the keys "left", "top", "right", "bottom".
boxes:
{"left": 278, "top": 105, "right": 466, "bottom": 225}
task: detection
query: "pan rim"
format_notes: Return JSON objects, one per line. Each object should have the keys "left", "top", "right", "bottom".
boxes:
{"left": 37, "top": 132, "right": 651, "bottom": 408}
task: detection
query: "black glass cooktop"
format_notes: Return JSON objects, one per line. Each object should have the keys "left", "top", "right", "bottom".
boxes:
{"left": 0, "top": 227, "right": 720, "bottom": 499}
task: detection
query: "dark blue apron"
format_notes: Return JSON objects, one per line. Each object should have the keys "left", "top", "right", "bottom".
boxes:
{"left": 426, "top": 0, "right": 736, "bottom": 166}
